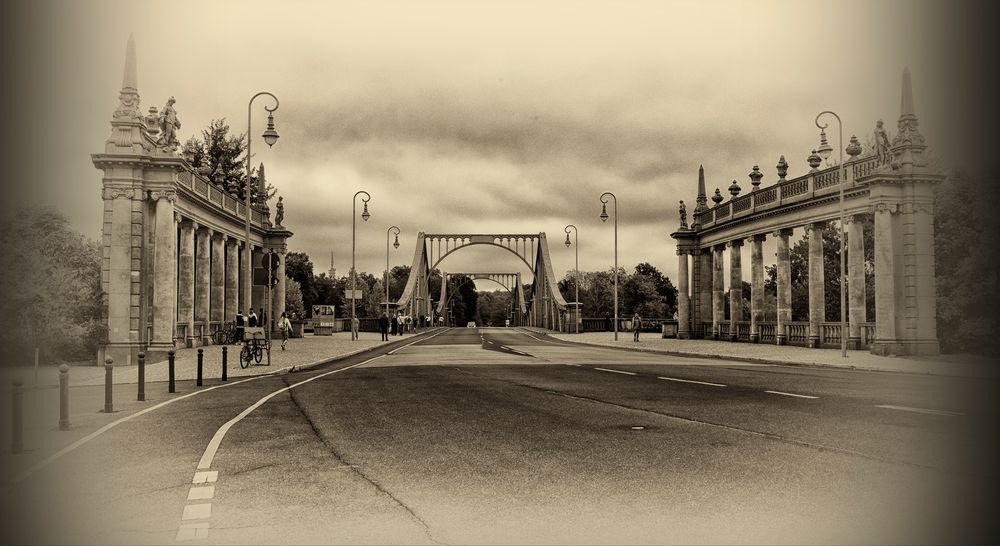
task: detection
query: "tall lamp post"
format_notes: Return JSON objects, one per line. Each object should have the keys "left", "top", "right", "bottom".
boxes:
{"left": 815, "top": 111, "right": 859, "bottom": 358}
{"left": 243, "top": 92, "right": 280, "bottom": 316}
{"left": 564, "top": 224, "right": 579, "bottom": 334}
{"left": 351, "top": 191, "right": 371, "bottom": 340}
{"left": 386, "top": 226, "right": 400, "bottom": 317}
{"left": 599, "top": 192, "right": 619, "bottom": 341}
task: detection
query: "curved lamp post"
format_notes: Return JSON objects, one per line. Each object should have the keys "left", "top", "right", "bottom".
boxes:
{"left": 599, "top": 192, "right": 618, "bottom": 341}
{"left": 815, "top": 111, "right": 857, "bottom": 358}
{"left": 564, "top": 224, "right": 579, "bottom": 334}
{"left": 351, "top": 190, "right": 371, "bottom": 340}
{"left": 386, "top": 225, "right": 400, "bottom": 317}
{"left": 243, "top": 92, "right": 279, "bottom": 316}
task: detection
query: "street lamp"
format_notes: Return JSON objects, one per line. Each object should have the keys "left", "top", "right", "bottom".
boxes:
{"left": 564, "top": 224, "right": 579, "bottom": 334}
{"left": 351, "top": 190, "right": 371, "bottom": 340}
{"left": 599, "top": 192, "right": 618, "bottom": 341}
{"left": 815, "top": 111, "right": 854, "bottom": 358}
{"left": 244, "top": 92, "right": 279, "bottom": 316}
{"left": 386, "top": 225, "right": 400, "bottom": 317}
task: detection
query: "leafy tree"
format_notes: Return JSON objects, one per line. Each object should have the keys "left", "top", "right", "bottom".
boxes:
{"left": 0, "top": 207, "right": 105, "bottom": 363}
{"left": 185, "top": 119, "right": 274, "bottom": 205}
{"left": 285, "top": 252, "right": 316, "bottom": 312}
{"left": 476, "top": 290, "right": 513, "bottom": 326}
{"left": 935, "top": 169, "right": 1000, "bottom": 353}
{"left": 284, "top": 276, "right": 305, "bottom": 319}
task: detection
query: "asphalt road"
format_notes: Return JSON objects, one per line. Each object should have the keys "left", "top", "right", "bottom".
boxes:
{"left": 3, "top": 328, "right": 997, "bottom": 544}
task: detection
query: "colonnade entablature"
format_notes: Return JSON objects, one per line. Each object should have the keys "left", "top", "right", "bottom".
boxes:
{"left": 671, "top": 69, "right": 943, "bottom": 357}
{"left": 93, "top": 36, "right": 293, "bottom": 366}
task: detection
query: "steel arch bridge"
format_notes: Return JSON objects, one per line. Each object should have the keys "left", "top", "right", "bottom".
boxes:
{"left": 435, "top": 273, "right": 527, "bottom": 325}
{"left": 395, "top": 233, "right": 568, "bottom": 330}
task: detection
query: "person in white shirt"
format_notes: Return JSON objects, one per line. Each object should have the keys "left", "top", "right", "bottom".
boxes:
{"left": 278, "top": 312, "right": 293, "bottom": 350}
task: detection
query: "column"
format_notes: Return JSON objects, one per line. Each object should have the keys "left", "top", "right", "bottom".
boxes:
{"left": 236, "top": 241, "right": 250, "bottom": 317}
{"left": 749, "top": 234, "right": 765, "bottom": 343}
{"left": 699, "top": 249, "right": 712, "bottom": 338}
{"left": 807, "top": 222, "right": 825, "bottom": 348}
{"left": 225, "top": 239, "right": 239, "bottom": 321}
{"left": 728, "top": 239, "right": 743, "bottom": 342}
{"left": 774, "top": 228, "right": 792, "bottom": 345}
{"left": 151, "top": 193, "right": 177, "bottom": 348}
{"left": 210, "top": 232, "right": 225, "bottom": 329}
{"left": 907, "top": 202, "right": 939, "bottom": 354}
{"left": 274, "top": 249, "right": 287, "bottom": 324}
{"left": 846, "top": 215, "right": 865, "bottom": 350}
{"left": 177, "top": 219, "right": 195, "bottom": 348}
{"left": 251, "top": 246, "right": 265, "bottom": 318}
{"left": 689, "top": 248, "right": 701, "bottom": 337}
{"left": 103, "top": 189, "right": 133, "bottom": 349}
{"left": 711, "top": 244, "right": 725, "bottom": 340}
{"left": 872, "top": 204, "right": 898, "bottom": 354}
{"left": 195, "top": 227, "right": 211, "bottom": 345}
{"left": 676, "top": 249, "right": 690, "bottom": 339}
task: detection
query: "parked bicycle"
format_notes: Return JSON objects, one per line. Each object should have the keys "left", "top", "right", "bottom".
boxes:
{"left": 213, "top": 322, "right": 238, "bottom": 345}
{"left": 239, "top": 327, "right": 271, "bottom": 368}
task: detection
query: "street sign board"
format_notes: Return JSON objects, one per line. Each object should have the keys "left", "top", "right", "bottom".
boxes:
{"left": 344, "top": 289, "right": 363, "bottom": 300}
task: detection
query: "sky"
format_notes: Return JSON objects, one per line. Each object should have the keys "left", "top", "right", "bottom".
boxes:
{"left": 5, "top": 0, "right": 973, "bottom": 292}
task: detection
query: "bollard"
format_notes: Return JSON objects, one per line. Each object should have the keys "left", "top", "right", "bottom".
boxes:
{"left": 104, "top": 357, "right": 114, "bottom": 413}
{"left": 168, "top": 350, "right": 176, "bottom": 393}
{"left": 197, "top": 348, "right": 203, "bottom": 387}
{"left": 137, "top": 351, "right": 146, "bottom": 402}
{"left": 11, "top": 378, "right": 23, "bottom": 454}
{"left": 59, "top": 364, "right": 69, "bottom": 430}
{"left": 221, "top": 346, "right": 228, "bottom": 382}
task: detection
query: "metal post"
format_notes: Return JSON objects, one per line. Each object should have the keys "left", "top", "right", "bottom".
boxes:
{"left": 352, "top": 190, "right": 371, "bottom": 341}
{"left": 244, "top": 92, "right": 280, "bottom": 314}
{"left": 103, "top": 357, "right": 114, "bottom": 413}
{"left": 59, "top": 365, "right": 69, "bottom": 430}
{"left": 137, "top": 351, "right": 145, "bottom": 401}
{"left": 386, "top": 226, "right": 400, "bottom": 317}
{"left": 11, "top": 378, "right": 23, "bottom": 453}
{"left": 221, "top": 345, "right": 228, "bottom": 381}
{"left": 600, "top": 192, "right": 619, "bottom": 341}
{"left": 196, "top": 348, "right": 203, "bottom": 386}
{"left": 816, "top": 111, "right": 848, "bottom": 358}
{"left": 168, "top": 349, "right": 176, "bottom": 393}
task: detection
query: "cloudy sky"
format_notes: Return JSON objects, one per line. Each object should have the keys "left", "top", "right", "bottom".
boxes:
{"left": 6, "top": 0, "right": 973, "bottom": 290}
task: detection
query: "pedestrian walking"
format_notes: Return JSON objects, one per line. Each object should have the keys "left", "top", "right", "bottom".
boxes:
{"left": 235, "top": 310, "right": 245, "bottom": 343}
{"left": 351, "top": 315, "right": 360, "bottom": 340}
{"left": 247, "top": 309, "right": 258, "bottom": 327}
{"left": 278, "top": 312, "right": 292, "bottom": 350}
{"left": 632, "top": 312, "right": 642, "bottom": 342}
{"left": 378, "top": 312, "right": 390, "bottom": 341}
{"left": 397, "top": 313, "right": 404, "bottom": 335}
{"left": 390, "top": 312, "right": 399, "bottom": 336}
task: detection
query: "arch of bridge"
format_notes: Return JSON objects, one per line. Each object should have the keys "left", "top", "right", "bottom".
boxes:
{"left": 425, "top": 234, "right": 537, "bottom": 273}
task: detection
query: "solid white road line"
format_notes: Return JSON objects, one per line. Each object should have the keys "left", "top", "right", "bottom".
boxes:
{"left": 658, "top": 376, "right": 726, "bottom": 387}
{"left": 594, "top": 367, "right": 637, "bottom": 376}
{"left": 765, "top": 390, "right": 819, "bottom": 399}
{"left": 874, "top": 404, "right": 962, "bottom": 417}
{"left": 386, "top": 329, "right": 448, "bottom": 355}
{"left": 565, "top": 364, "right": 582, "bottom": 367}
{"left": 196, "top": 355, "right": 384, "bottom": 471}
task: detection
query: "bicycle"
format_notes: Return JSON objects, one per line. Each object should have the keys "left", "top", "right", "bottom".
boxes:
{"left": 239, "top": 327, "right": 270, "bottom": 368}
{"left": 213, "top": 323, "right": 237, "bottom": 345}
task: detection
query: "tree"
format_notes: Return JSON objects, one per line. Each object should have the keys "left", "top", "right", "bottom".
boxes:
{"left": 285, "top": 252, "right": 316, "bottom": 312}
{"left": 185, "top": 119, "right": 275, "bottom": 205}
{"left": 934, "top": 169, "right": 1000, "bottom": 353}
{"left": 284, "top": 276, "right": 305, "bottom": 319}
{"left": 0, "top": 207, "right": 105, "bottom": 363}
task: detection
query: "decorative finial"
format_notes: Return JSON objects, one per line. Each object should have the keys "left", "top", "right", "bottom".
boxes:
{"left": 900, "top": 66, "right": 915, "bottom": 119}
{"left": 846, "top": 135, "right": 863, "bottom": 159}
{"left": 144, "top": 106, "right": 160, "bottom": 136}
{"left": 112, "top": 35, "right": 141, "bottom": 121}
{"left": 712, "top": 188, "right": 724, "bottom": 205}
{"left": 807, "top": 150, "right": 822, "bottom": 172}
{"left": 892, "top": 67, "right": 924, "bottom": 148}
{"left": 748, "top": 165, "right": 762, "bottom": 190}
{"left": 728, "top": 179, "right": 741, "bottom": 197}
{"left": 776, "top": 155, "right": 788, "bottom": 180}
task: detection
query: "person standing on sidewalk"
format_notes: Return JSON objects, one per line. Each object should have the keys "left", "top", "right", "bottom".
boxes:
{"left": 378, "top": 312, "right": 390, "bottom": 341}
{"left": 632, "top": 312, "right": 642, "bottom": 342}
{"left": 351, "top": 315, "right": 360, "bottom": 340}
{"left": 278, "top": 312, "right": 292, "bottom": 350}
{"left": 390, "top": 312, "right": 399, "bottom": 336}
{"left": 235, "top": 310, "right": 245, "bottom": 343}
{"left": 247, "top": 309, "right": 258, "bottom": 327}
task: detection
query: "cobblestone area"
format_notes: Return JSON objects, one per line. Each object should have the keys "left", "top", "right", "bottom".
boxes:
{"left": 534, "top": 330, "right": 998, "bottom": 378}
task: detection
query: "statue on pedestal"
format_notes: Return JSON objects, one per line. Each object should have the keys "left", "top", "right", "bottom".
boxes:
{"left": 678, "top": 200, "right": 687, "bottom": 229}
{"left": 156, "top": 97, "right": 181, "bottom": 151}
{"left": 874, "top": 119, "right": 891, "bottom": 166}
{"left": 274, "top": 196, "right": 285, "bottom": 227}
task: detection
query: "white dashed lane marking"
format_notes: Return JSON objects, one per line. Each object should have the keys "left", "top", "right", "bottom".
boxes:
{"left": 594, "top": 367, "right": 637, "bottom": 376}
{"left": 658, "top": 376, "right": 726, "bottom": 387}
{"left": 875, "top": 404, "right": 962, "bottom": 417}
{"left": 765, "top": 390, "right": 819, "bottom": 399}
{"left": 187, "top": 486, "right": 215, "bottom": 501}
{"left": 181, "top": 503, "right": 211, "bottom": 521}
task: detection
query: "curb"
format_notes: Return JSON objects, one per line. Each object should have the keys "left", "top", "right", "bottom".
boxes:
{"left": 287, "top": 328, "right": 445, "bottom": 373}
{"left": 521, "top": 329, "right": 983, "bottom": 378}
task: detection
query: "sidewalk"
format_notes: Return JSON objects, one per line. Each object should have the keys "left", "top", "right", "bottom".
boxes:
{"left": 526, "top": 329, "right": 998, "bottom": 378}
{"left": 0, "top": 330, "right": 430, "bottom": 482}
{"left": 1, "top": 330, "right": 423, "bottom": 390}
